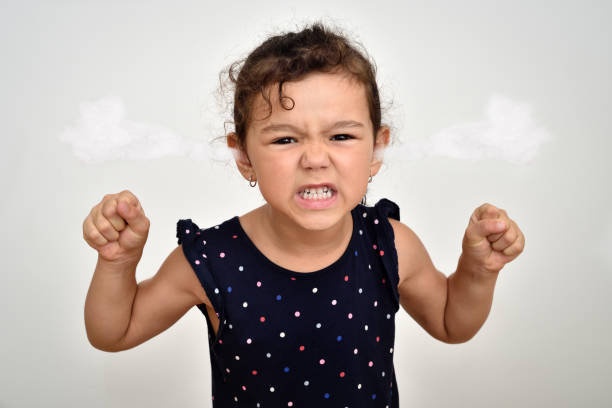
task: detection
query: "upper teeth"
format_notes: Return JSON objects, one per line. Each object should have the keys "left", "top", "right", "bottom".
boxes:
{"left": 303, "top": 186, "right": 329, "bottom": 194}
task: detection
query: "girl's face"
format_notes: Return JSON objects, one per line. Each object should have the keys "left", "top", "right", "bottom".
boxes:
{"left": 229, "top": 71, "right": 389, "bottom": 231}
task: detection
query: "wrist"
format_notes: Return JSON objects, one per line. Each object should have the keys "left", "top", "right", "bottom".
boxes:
{"left": 457, "top": 253, "right": 500, "bottom": 281}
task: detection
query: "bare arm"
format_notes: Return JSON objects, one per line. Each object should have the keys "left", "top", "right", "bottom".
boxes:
{"left": 391, "top": 218, "right": 498, "bottom": 344}
{"left": 84, "top": 245, "right": 210, "bottom": 352}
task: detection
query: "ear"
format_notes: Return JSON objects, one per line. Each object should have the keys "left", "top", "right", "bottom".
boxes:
{"left": 370, "top": 125, "right": 390, "bottom": 177}
{"left": 227, "top": 132, "right": 255, "bottom": 181}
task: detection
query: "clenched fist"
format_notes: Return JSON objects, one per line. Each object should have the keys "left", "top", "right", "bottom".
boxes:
{"left": 462, "top": 203, "right": 525, "bottom": 274}
{"left": 83, "top": 190, "right": 150, "bottom": 265}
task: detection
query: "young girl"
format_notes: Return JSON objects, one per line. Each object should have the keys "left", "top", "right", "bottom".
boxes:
{"left": 83, "top": 23, "right": 525, "bottom": 407}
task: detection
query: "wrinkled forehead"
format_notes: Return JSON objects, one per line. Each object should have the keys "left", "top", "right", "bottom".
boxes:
{"left": 248, "top": 71, "right": 371, "bottom": 131}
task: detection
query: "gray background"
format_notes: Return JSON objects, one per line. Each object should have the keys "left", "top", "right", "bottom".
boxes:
{"left": 1, "top": 0, "right": 610, "bottom": 407}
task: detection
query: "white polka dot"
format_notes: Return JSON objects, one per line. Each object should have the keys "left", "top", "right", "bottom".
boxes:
{"left": 386, "top": 314, "right": 391, "bottom": 319}
{"left": 359, "top": 229, "right": 363, "bottom": 235}
{"left": 354, "top": 348, "right": 358, "bottom": 354}
{"left": 235, "top": 355, "right": 240, "bottom": 360}
{"left": 238, "top": 265, "right": 244, "bottom": 271}
{"left": 243, "top": 302, "right": 248, "bottom": 308}
{"left": 202, "top": 240, "right": 206, "bottom": 245}
{"left": 382, "top": 371, "right": 386, "bottom": 377}
{"left": 331, "top": 299, "right": 337, "bottom": 306}
{"left": 316, "top": 323, "right": 322, "bottom": 328}
{"left": 362, "top": 212, "right": 367, "bottom": 218}
{"left": 358, "top": 288, "right": 363, "bottom": 294}
{"left": 266, "top": 352, "right": 272, "bottom": 358}
{"left": 214, "top": 225, "right": 219, "bottom": 229}
{"left": 358, "top": 383, "right": 362, "bottom": 389}
{"left": 364, "top": 325, "right": 369, "bottom": 331}
{"left": 246, "top": 338, "right": 252, "bottom": 344}
{"left": 368, "top": 264, "right": 371, "bottom": 270}
{"left": 214, "top": 288, "right": 219, "bottom": 294}
{"left": 312, "top": 287, "right": 318, "bottom": 293}
{"left": 226, "top": 368, "right": 230, "bottom": 373}
{"left": 374, "top": 301, "right": 378, "bottom": 307}
{"left": 280, "top": 332, "right": 285, "bottom": 338}
{"left": 229, "top": 324, "right": 233, "bottom": 329}
{"left": 234, "top": 396, "right": 238, "bottom": 402}
{"left": 269, "top": 387, "right": 275, "bottom": 392}
{"left": 288, "top": 402, "right": 293, "bottom": 407}
{"left": 304, "top": 380, "right": 309, "bottom": 386}
{"left": 390, "top": 348, "right": 393, "bottom": 353}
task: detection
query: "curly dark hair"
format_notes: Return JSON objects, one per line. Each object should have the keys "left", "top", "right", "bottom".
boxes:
{"left": 219, "top": 21, "right": 384, "bottom": 152}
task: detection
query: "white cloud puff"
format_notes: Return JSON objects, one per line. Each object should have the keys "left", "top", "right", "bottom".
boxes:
{"left": 387, "top": 94, "right": 552, "bottom": 164}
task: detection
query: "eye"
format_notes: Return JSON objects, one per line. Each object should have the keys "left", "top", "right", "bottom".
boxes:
{"left": 272, "top": 137, "right": 297, "bottom": 144}
{"left": 331, "top": 134, "right": 354, "bottom": 141}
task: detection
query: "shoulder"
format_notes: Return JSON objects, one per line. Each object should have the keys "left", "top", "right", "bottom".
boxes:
{"left": 157, "top": 244, "right": 212, "bottom": 307}
{"left": 387, "top": 218, "right": 436, "bottom": 289}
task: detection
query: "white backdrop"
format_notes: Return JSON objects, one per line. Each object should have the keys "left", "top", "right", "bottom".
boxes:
{"left": 1, "top": 0, "right": 610, "bottom": 407}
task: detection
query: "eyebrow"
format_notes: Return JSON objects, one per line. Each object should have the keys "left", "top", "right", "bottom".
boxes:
{"left": 260, "top": 120, "right": 365, "bottom": 134}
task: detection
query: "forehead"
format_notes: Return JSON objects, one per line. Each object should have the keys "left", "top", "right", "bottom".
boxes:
{"left": 249, "top": 71, "right": 371, "bottom": 132}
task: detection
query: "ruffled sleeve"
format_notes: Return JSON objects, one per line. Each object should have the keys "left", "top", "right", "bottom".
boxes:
{"left": 176, "top": 219, "right": 224, "bottom": 319}
{"left": 373, "top": 198, "right": 401, "bottom": 311}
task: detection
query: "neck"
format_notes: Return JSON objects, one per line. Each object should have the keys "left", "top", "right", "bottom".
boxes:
{"left": 259, "top": 204, "right": 353, "bottom": 257}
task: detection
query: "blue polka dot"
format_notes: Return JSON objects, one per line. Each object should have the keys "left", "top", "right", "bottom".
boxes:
{"left": 324, "top": 393, "right": 330, "bottom": 399}
{"left": 276, "top": 294, "right": 282, "bottom": 301}
{"left": 354, "top": 250, "right": 358, "bottom": 256}
{"left": 227, "top": 286, "right": 232, "bottom": 293}
{"left": 336, "top": 335, "right": 342, "bottom": 342}
{"left": 372, "top": 394, "right": 376, "bottom": 400}
{"left": 284, "top": 366, "right": 290, "bottom": 373}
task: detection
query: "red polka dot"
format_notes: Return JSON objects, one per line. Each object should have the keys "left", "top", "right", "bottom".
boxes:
{"left": 299, "top": 345, "right": 305, "bottom": 351}
{"left": 344, "top": 275, "right": 349, "bottom": 282}
{"left": 380, "top": 250, "right": 385, "bottom": 256}
{"left": 382, "top": 278, "right": 386, "bottom": 284}
{"left": 232, "top": 235, "right": 238, "bottom": 239}
{"left": 291, "top": 277, "right": 296, "bottom": 281}
{"left": 376, "top": 336, "right": 380, "bottom": 342}
{"left": 339, "top": 371, "right": 345, "bottom": 378}
{"left": 260, "top": 316, "right": 266, "bottom": 322}
{"left": 252, "top": 370, "right": 258, "bottom": 375}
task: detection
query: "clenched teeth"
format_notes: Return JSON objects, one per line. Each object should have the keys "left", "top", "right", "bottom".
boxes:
{"left": 300, "top": 186, "right": 333, "bottom": 200}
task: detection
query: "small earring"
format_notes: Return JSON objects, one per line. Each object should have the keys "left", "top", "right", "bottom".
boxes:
{"left": 249, "top": 175, "right": 257, "bottom": 187}
{"left": 368, "top": 172, "right": 373, "bottom": 183}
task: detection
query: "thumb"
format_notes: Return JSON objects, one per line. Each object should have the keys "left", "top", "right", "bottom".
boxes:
{"left": 464, "top": 216, "right": 507, "bottom": 248}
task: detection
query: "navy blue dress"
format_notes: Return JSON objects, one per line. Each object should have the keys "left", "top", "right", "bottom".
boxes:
{"left": 176, "top": 198, "right": 401, "bottom": 407}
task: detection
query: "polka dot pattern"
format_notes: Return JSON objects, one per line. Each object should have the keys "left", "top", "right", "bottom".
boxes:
{"left": 176, "top": 198, "right": 401, "bottom": 407}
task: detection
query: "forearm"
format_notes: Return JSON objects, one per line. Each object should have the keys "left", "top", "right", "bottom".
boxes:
{"left": 84, "top": 256, "right": 138, "bottom": 351}
{"left": 444, "top": 253, "right": 499, "bottom": 343}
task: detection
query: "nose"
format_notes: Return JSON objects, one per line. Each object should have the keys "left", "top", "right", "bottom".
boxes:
{"left": 300, "top": 139, "right": 330, "bottom": 170}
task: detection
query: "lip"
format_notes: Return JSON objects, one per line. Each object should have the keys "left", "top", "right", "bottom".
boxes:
{"left": 296, "top": 183, "right": 337, "bottom": 193}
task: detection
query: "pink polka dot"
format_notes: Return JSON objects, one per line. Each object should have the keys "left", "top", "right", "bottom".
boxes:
{"left": 242, "top": 385, "right": 246, "bottom": 391}
{"left": 288, "top": 403, "right": 293, "bottom": 407}
{"left": 246, "top": 338, "right": 252, "bottom": 344}
{"left": 368, "top": 361, "right": 374, "bottom": 367}
{"left": 291, "top": 277, "right": 296, "bottom": 281}
{"left": 376, "top": 336, "right": 380, "bottom": 342}
{"left": 260, "top": 316, "right": 266, "bottom": 322}
{"left": 203, "top": 254, "right": 207, "bottom": 258}
{"left": 257, "top": 281, "right": 262, "bottom": 287}
{"left": 185, "top": 229, "right": 190, "bottom": 234}
{"left": 195, "top": 260, "right": 200, "bottom": 265}
{"left": 373, "top": 244, "right": 377, "bottom": 250}
{"left": 219, "top": 252, "right": 225, "bottom": 258}
{"left": 331, "top": 299, "right": 337, "bottom": 306}
{"left": 374, "top": 219, "right": 379, "bottom": 224}
{"left": 319, "top": 359, "right": 326, "bottom": 365}
{"left": 382, "top": 278, "right": 386, "bottom": 284}
{"left": 252, "top": 370, "right": 258, "bottom": 375}
{"left": 294, "top": 311, "right": 301, "bottom": 317}
{"left": 232, "top": 235, "right": 238, "bottom": 239}
{"left": 348, "top": 313, "right": 353, "bottom": 319}
{"left": 218, "top": 339, "right": 223, "bottom": 344}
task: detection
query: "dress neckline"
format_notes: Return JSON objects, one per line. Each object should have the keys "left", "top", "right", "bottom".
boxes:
{"left": 231, "top": 206, "right": 360, "bottom": 279}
